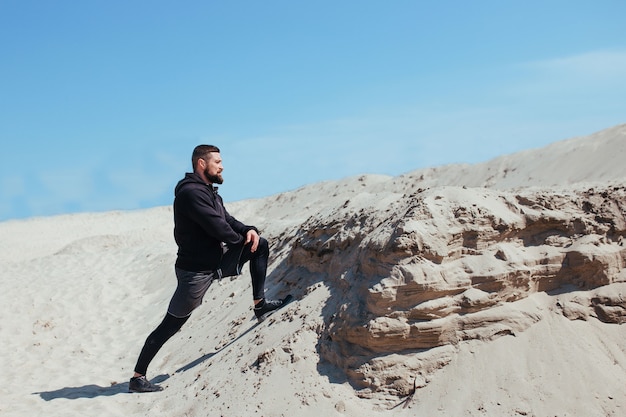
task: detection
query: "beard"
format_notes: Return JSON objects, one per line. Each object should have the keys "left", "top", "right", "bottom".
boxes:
{"left": 205, "top": 169, "right": 223, "bottom": 184}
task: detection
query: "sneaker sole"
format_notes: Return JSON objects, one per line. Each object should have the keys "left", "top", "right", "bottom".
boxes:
{"left": 256, "top": 294, "right": 294, "bottom": 322}
{"left": 128, "top": 386, "right": 164, "bottom": 393}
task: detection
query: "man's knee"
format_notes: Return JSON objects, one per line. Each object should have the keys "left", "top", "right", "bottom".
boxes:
{"left": 258, "top": 237, "right": 269, "bottom": 253}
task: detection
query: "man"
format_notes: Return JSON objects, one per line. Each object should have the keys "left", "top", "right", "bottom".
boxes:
{"left": 129, "top": 144, "right": 291, "bottom": 393}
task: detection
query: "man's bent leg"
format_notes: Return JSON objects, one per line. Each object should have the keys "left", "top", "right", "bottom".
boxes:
{"left": 239, "top": 237, "right": 269, "bottom": 300}
{"left": 239, "top": 238, "right": 292, "bottom": 321}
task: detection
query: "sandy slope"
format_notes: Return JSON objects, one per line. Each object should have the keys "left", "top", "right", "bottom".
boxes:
{"left": 1, "top": 124, "right": 625, "bottom": 417}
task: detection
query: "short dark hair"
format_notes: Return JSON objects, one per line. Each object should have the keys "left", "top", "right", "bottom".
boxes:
{"left": 192, "top": 145, "right": 220, "bottom": 169}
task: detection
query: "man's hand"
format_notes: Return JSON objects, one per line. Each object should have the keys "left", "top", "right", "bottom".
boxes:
{"left": 245, "top": 229, "right": 260, "bottom": 253}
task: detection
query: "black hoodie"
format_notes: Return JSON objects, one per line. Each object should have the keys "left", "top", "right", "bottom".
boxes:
{"left": 173, "top": 172, "right": 257, "bottom": 272}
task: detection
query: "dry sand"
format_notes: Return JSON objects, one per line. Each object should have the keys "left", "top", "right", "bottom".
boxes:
{"left": 1, "top": 124, "right": 625, "bottom": 416}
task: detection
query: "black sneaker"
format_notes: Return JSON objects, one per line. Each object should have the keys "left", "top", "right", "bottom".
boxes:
{"left": 129, "top": 376, "right": 164, "bottom": 393}
{"left": 254, "top": 295, "right": 293, "bottom": 322}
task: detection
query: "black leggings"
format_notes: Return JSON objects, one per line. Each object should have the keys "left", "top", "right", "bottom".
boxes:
{"left": 220, "top": 238, "right": 269, "bottom": 300}
{"left": 134, "top": 313, "right": 189, "bottom": 375}
{"left": 240, "top": 237, "right": 269, "bottom": 300}
{"left": 134, "top": 237, "right": 270, "bottom": 376}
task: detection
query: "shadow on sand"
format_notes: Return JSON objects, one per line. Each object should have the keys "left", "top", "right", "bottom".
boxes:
{"left": 34, "top": 318, "right": 260, "bottom": 401}
{"left": 33, "top": 374, "right": 170, "bottom": 401}
{"left": 175, "top": 318, "right": 259, "bottom": 373}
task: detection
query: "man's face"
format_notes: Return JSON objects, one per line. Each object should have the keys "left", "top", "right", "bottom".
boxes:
{"left": 202, "top": 153, "right": 223, "bottom": 184}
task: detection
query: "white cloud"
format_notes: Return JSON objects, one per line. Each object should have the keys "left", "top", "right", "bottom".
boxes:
{"left": 513, "top": 49, "right": 626, "bottom": 96}
{"left": 38, "top": 170, "right": 94, "bottom": 199}
{"left": 0, "top": 175, "right": 26, "bottom": 197}
{"left": 526, "top": 49, "right": 626, "bottom": 79}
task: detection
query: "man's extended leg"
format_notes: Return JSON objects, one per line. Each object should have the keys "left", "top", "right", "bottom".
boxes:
{"left": 130, "top": 268, "right": 214, "bottom": 392}
{"left": 129, "top": 313, "right": 189, "bottom": 392}
{"left": 134, "top": 313, "right": 189, "bottom": 376}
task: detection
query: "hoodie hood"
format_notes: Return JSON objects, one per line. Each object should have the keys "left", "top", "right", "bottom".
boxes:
{"left": 175, "top": 172, "right": 214, "bottom": 196}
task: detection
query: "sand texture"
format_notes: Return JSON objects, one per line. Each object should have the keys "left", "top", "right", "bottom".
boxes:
{"left": 1, "top": 124, "right": 625, "bottom": 416}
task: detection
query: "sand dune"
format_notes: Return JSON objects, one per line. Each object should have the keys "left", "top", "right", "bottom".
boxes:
{"left": 1, "top": 124, "right": 625, "bottom": 416}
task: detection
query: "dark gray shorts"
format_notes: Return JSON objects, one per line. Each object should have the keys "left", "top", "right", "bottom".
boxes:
{"left": 167, "top": 268, "right": 217, "bottom": 318}
{"left": 167, "top": 244, "right": 246, "bottom": 318}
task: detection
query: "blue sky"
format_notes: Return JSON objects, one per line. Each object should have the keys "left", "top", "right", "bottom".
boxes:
{"left": 1, "top": 0, "right": 625, "bottom": 221}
